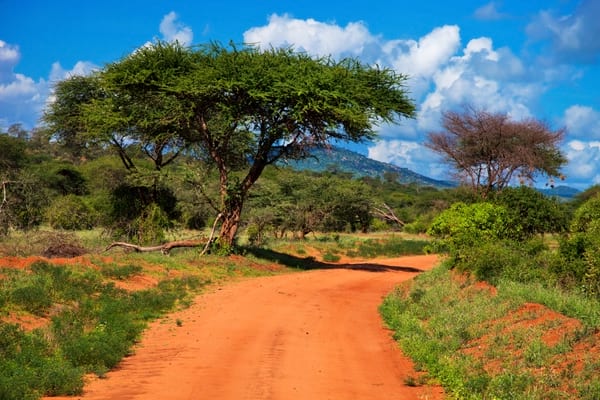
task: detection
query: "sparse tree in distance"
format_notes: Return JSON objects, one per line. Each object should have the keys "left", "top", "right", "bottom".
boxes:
{"left": 426, "top": 106, "right": 566, "bottom": 198}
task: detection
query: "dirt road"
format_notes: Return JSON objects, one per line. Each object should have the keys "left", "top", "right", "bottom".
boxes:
{"left": 49, "top": 255, "right": 443, "bottom": 400}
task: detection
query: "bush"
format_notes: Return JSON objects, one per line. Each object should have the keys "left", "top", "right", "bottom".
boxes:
{"left": 45, "top": 195, "right": 95, "bottom": 230}
{"left": 493, "top": 186, "right": 569, "bottom": 239}
{"left": 456, "top": 240, "right": 553, "bottom": 285}
{"left": 427, "top": 202, "right": 511, "bottom": 260}
{"left": 571, "top": 195, "right": 600, "bottom": 233}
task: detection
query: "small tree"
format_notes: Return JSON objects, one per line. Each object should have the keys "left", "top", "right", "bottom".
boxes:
{"left": 426, "top": 106, "right": 566, "bottom": 198}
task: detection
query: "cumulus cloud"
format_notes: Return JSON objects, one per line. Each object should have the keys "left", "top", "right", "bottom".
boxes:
{"left": 526, "top": 0, "right": 600, "bottom": 63}
{"left": 244, "top": 14, "right": 375, "bottom": 58}
{"left": 0, "top": 41, "right": 49, "bottom": 129}
{"left": 0, "top": 40, "right": 19, "bottom": 63}
{"left": 563, "top": 140, "right": 600, "bottom": 187}
{"left": 416, "top": 35, "right": 534, "bottom": 133}
{"left": 0, "top": 38, "right": 99, "bottom": 130}
{"left": 49, "top": 61, "right": 98, "bottom": 82}
{"left": 563, "top": 105, "right": 600, "bottom": 139}
{"left": 159, "top": 11, "right": 193, "bottom": 46}
{"left": 383, "top": 25, "right": 461, "bottom": 79}
{"left": 368, "top": 140, "right": 447, "bottom": 180}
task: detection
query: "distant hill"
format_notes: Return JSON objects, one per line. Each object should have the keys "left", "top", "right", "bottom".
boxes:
{"left": 279, "top": 146, "right": 455, "bottom": 188}
{"left": 279, "top": 146, "right": 582, "bottom": 198}
{"left": 537, "top": 185, "right": 581, "bottom": 200}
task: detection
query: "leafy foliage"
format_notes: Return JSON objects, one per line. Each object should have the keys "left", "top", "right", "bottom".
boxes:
{"left": 45, "top": 194, "right": 95, "bottom": 230}
{"left": 427, "top": 202, "right": 510, "bottom": 259}
{"left": 492, "top": 186, "right": 569, "bottom": 239}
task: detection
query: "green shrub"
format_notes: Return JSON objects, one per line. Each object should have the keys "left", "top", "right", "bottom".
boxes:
{"left": 427, "top": 202, "right": 511, "bottom": 260}
{"left": 571, "top": 195, "right": 600, "bottom": 233}
{"left": 349, "top": 236, "right": 429, "bottom": 258}
{"left": 322, "top": 252, "right": 341, "bottom": 262}
{"left": 455, "top": 239, "right": 553, "bottom": 285}
{"left": 45, "top": 194, "right": 95, "bottom": 230}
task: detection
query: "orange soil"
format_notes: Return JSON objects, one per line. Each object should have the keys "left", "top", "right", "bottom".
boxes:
{"left": 5, "top": 252, "right": 595, "bottom": 399}
{"left": 39, "top": 254, "right": 445, "bottom": 400}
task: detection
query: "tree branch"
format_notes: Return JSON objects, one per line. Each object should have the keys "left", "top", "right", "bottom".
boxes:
{"left": 105, "top": 238, "right": 208, "bottom": 255}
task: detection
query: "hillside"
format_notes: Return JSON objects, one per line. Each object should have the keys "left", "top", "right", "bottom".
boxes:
{"left": 281, "top": 146, "right": 581, "bottom": 199}
{"left": 280, "top": 146, "right": 455, "bottom": 188}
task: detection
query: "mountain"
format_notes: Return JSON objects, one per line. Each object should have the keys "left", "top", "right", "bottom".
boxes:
{"left": 279, "top": 146, "right": 455, "bottom": 188}
{"left": 537, "top": 185, "right": 581, "bottom": 200}
{"left": 279, "top": 146, "right": 582, "bottom": 198}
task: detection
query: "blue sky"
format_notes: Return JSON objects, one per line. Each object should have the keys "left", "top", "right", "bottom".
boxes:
{"left": 1, "top": 0, "right": 599, "bottom": 189}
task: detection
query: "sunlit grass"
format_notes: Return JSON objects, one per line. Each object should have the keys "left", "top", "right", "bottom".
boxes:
{"left": 380, "top": 264, "right": 600, "bottom": 399}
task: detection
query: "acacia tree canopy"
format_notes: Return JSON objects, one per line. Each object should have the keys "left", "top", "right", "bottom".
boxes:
{"left": 426, "top": 106, "right": 567, "bottom": 198}
{"left": 44, "top": 41, "right": 416, "bottom": 249}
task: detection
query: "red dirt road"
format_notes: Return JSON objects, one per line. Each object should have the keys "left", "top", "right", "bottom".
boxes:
{"left": 48, "top": 255, "right": 443, "bottom": 400}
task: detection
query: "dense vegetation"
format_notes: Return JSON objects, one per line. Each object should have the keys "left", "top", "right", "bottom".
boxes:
{"left": 0, "top": 123, "right": 461, "bottom": 246}
{"left": 381, "top": 184, "right": 600, "bottom": 399}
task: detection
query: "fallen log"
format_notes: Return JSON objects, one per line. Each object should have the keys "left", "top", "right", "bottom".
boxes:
{"left": 105, "top": 239, "right": 208, "bottom": 255}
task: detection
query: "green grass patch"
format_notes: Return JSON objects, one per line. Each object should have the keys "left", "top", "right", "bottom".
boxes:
{"left": 380, "top": 264, "right": 599, "bottom": 399}
{"left": 99, "top": 263, "right": 143, "bottom": 280}
{"left": 347, "top": 236, "right": 430, "bottom": 258}
{"left": 0, "top": 260, "right": 210, "bottom": 400}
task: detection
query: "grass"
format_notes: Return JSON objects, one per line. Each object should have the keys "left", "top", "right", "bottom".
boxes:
{"left": 264, "top": 232, "right": 431, "bottom": 260}
{"left": 380, "top": 263, "right": 600, "bottom": 399}
{"left": 0, "top": 233, "right": 294, "bottom": 400}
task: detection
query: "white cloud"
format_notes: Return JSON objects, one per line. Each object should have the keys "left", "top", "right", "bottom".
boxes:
{"left": 159, "top": 11, "right": 193, "bottom": 46}
{"left": 0, "top": 73, "right": 38, "bottom": 100}
{"left": 563, "top": 140, "right": 600, "bottom": 187}
{"left": 49, "top": 61, "right": 98, "bottom": 82}
{"left": 383, "top": 25, "right": 461, "bottom": 78}
{"left": 368, "top": 140, "right": 447, "bottom": 180}
{"left": 244, "top": 14, "right": 374, "bottom": 58}
{"left": 0, "top": 41, "right": 49, "bottom": 128}
{"left": 526, "top": 0, "right": 600, "bottom": 63}
{"left": 474, "top": 2, "right": 508, "bottom": 21}
{"left": 0, "top": 40, "right": 19, "bottom": 63}
{"left": 0, "top": 39, "right": 99, "bottom": 130}
{"left": 563, "top": 105, "right": 600, "bottom": 139}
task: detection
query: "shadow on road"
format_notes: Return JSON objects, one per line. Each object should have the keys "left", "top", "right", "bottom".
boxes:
{"left": 243, "top": 247, "right": 425, "bottom": 273}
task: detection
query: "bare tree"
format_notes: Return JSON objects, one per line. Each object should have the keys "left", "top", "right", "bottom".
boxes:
{"left": 426, "top": 106, "right": 566, "bottom": 198}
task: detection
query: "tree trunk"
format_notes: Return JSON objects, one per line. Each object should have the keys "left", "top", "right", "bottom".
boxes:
{"left": 218, "top": 203, "right": 242, "bottom": 248}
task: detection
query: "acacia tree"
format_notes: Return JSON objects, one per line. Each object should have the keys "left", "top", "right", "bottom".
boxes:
{"left": 426, "top": 106, "right": 566, "bottom": 198}
{"left": 44, "top": 41, "right": 415, "bottom": 249}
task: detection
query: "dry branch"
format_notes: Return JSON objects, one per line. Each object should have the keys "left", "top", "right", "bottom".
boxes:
{"left": 105, "top": 239, "right": 208, "bottom": 255}
{"left": 373, "top": 203, "right": 405, "bottom": 227}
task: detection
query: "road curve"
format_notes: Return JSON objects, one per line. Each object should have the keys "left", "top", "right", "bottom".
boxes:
{"left": 47, "top": 254, "right": 444, "bottom": 400}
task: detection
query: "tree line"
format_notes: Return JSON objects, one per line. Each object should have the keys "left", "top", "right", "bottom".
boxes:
{"left": 1, "top": 40, "right": 575, "bottom": 253}
{"left": 0, "top": 122, "right": 466, "bottom": 244}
